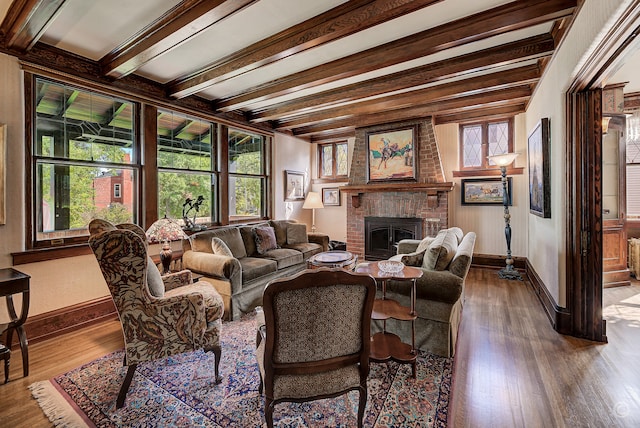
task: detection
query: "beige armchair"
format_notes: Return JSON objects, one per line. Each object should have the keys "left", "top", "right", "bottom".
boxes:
{"left": 256, "top": 268, "right": 376, "bottom": 428}
{"left": 88, "top": 219, "right": 224, "bottom": 408}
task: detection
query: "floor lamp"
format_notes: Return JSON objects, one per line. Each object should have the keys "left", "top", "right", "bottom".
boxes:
{"left": 488, "top": 153, "right": 522, "bottom": 281}
{"left": 302, "top": 191, "right": 324, "bottom": 232}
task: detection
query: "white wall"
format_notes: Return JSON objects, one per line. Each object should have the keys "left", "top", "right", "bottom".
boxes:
{"left": 525, "top": 0, "right": 629, "bottom": 307}
{"left": 272, "top": 132, "right": 313, "bottom": 226}
{"left": 435, "top": 115, "right": 529, "bottom": 257}
{"left": 308, "top": 137, "right": 354, "bottom": 242}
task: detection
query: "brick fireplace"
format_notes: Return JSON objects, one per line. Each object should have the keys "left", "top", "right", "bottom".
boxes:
{"left": 342, "top": 117, "right": 452, "bottom": 260}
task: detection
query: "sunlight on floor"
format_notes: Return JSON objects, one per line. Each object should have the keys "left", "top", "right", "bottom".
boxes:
{"left": 603, "top": 288, "right": 640, "bottom": 327}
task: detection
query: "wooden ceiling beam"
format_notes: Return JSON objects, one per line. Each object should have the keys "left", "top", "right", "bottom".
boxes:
{"left": 100, "top": 0, "right": 257, "bottom": 79}
{"left": 277, "top": 64, "right": 540, "bottom": 129}
{"left": 0, "top": 0, "right": 66, "bottom": 51}
{"left": 433, "top": 104, "right": 527, "bottom": 125}
{"left": 310, "top": 129, "right": 356, "bottom": 144}
{"left": 211, "top": 0, "right": 576, "bottom": 109}
{"left": 248, "top": 34, "right": 554, "bottom": 121}
{"left": 168, "top": 0, "right": 443, "bottom": 98}
{"left": 290, "top": 86, "right": 532, "bottom": 136}
{"left": 168, "top": 0, "right": 443, "bottom": 99}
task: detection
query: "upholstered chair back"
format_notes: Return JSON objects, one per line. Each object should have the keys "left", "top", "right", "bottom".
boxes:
{"left": 257, "top": 268, "right": 376, "bottom": 428}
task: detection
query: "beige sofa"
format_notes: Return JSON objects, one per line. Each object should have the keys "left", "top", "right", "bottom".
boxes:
{"left": 182, "top": 220, "right": 329, "bottom": 320}
{"left": 372, "top": 227, "right": 476, "bottom": 357}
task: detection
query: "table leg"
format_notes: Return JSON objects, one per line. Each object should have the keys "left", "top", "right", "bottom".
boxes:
{"left": 5, "top": 292, "right": 29, "bottom": 377}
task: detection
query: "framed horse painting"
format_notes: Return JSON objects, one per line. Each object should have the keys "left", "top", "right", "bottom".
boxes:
{"left": 366, "top": 125, "right": 417, "bottom": 183}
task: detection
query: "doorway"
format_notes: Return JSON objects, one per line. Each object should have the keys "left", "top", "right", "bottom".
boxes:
{"left": 566, "top": 3, "right": 640, "bottom": 341}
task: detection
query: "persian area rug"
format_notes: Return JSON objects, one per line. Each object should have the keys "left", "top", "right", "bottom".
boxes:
{"left": 30, "top": 312, "right": 452, "bottom": 427}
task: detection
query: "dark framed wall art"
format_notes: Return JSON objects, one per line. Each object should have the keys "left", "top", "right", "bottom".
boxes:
{"left": 461, "top": 177, "right": 512, "bottom": 206}
{"left": 528, "top": 118, "right": 551, "bottom": 218}
{"left": 366, "top": 125, "right": 417, "bottom": 183}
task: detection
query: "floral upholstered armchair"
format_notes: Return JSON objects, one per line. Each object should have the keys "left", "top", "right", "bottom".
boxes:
{"left": 88, "top": 219, "right": 224, "bottom": 408}
{"left": 255, "top": 268, "right": 376, "bottom": 428}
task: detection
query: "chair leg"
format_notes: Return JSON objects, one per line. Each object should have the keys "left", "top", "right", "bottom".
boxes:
{"left": 358, "top": 385, "right": 367, "bottom": 428}
{"left": 116, "top": 364, "right": 137, "bottom": 409}
{"left": 258, "top": 374, "right": 263, "bottom": 394}
{"left": 265, "top": 398, "right": 274, "bottom": 428}
{"left": 212, "top": 344, "right": 222, "bottom": 384}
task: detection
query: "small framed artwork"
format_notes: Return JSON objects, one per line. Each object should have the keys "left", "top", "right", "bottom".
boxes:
{"left": 322, "top": 187, "right": 341, "bottom": 206}
{"left": 366, "top": 125, "right": 417, "bottom": 183}
{"left": 528, "top": 118, "right": 551, "bottom": 218}
{"left": 284, "top": 170, "right": 305, "bottom": 201}
{"left": 461, "top": 178, "right": 512, "bottom": 205}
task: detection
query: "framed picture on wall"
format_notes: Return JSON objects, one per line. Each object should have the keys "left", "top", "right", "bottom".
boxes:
{"left": 322, "top": 187, "right": 340, "bottom": 206}
{"left": 461, "top": 178, "right": 512, "bottom": 205}
{"left": 284, "top": 170, "right": 305, "bottom": 201}
{"left": 365, "top": 125, "right": 417, "bottom": 183}
{"left": 528, "top": 118, "right": 551, "bottom": 218}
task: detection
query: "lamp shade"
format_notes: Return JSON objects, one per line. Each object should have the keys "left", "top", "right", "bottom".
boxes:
{"left": 145, "top": 217, "right": 186, "bottom": 243}
{"left": 488, "top": 152, "right": 519, "bottom": 167}
{"left": 302, "top": 191, "right": 324, "bottom": 209}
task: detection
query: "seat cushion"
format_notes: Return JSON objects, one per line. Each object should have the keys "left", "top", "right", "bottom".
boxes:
{"left": 286, "top": 242, "right": 323, "bottom": 259}
{"left": 254, "top": 226, "right": 278, "bottom": 255}
{"left": 164, "top": 281, "right": 224, "bottom": 321}
{"left": 239, "top": 257, "right": 278, "bottom": 282}
{"left": 259, "top": 248, "right": 303, "bottom": 269}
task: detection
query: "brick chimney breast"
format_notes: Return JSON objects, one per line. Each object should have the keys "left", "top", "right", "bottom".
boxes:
{"left": 345, "top": 117, "right": 451, "bottom": 260}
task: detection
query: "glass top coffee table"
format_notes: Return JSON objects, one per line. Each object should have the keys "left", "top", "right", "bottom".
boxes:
{"left": 307, "top": 250, "right": 358, "bottom": 271}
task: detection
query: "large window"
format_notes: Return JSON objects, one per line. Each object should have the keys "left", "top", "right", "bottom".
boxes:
{"left": 318, "top": 141, "right": 348, "bottom": 180}
{"left": 28, "top": 75, "right": 272, "bottom": 253}
{"left": 157, "top": 110, "right": 215, "bottom": 226}
{"left": 33, "top": 77, "right": 138, "bottom": 247}
{"left": 627, "top": 111, "right": 640, "bottom": 219}
{"left": 459, "top": 119, "right": 513, "bottom": 170}
{"left": 228, "top": 128, "right": 267, "bottom": 221}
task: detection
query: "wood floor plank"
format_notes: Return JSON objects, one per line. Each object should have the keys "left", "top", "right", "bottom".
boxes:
{"left": 0, "top": 268, "right": 638, "bottom": 427}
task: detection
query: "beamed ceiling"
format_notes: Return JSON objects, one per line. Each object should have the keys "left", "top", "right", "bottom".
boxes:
{"left": 0, "top": 0, "right": 579, "bottom": 143}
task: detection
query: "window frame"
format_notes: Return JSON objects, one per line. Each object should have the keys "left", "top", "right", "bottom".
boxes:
{"left": 317, "top": 141, "right": 349, "bottom": 181}
{"left": 227, "top": 127, "right": 270, "bottom": 223}
{"left": 26, "top": 74, "right": 142, "bottom": 250}
{"left": 458, "top": 118, "right": 514, "bottom": 172}
{"left": 22, "top": 73, "right": 273, "bottom": 260}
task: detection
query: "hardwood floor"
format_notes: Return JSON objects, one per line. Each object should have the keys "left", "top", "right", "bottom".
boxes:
{"left": 0, "top": 268, "right": 638, "bottom": 427}
{"left": 451, "top": 270, "right": 640, "bottom": 427}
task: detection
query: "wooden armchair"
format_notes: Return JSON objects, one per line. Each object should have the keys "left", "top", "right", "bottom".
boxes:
{"left": 88, "top": 219, "right": 224, "bottom": 408}
{"left": 256, "top": 268, "right": 376, "bottom": 428}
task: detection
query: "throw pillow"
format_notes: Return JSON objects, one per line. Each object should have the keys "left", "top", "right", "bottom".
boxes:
{"left": 416, "top": 236, "right": 435, "bottom": 254}
{"left": 211, "top": 237, "right": 233, "bottom": 257}
{"left": 423, "top": 229, "right": 458, "bottom": 271}
{"left": 401, "top": 250, "right": 425, "bottom": 267}
{"left": 287, "top": 223, "right": 308, "bottom": 245}
{"left": 254, "top": 226, "right": 278, "bottom": 255}
{"left": 146, "top": 256, "right": 165, "bottom": 298}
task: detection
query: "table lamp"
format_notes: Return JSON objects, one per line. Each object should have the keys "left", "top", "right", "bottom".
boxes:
{"left": 302, "top": 191, "right": 324, "bottom": 232}
{"left": 145, "top": 216, "right": 186, "bottom": 274}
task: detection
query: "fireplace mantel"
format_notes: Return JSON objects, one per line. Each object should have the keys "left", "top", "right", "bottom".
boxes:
{"left": 341, "top": 182, "right": 454, "bottom": 208}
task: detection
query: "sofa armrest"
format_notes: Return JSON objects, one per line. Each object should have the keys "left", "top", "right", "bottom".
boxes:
{"left": 415, "top": 270, "right": 464, "bottom": 304}
{"left": 397, "top": 239, "right": 421, "bottom": 254}
{"left": 308, "top": 232, "right": 330, "bottom": 251}
{"left": 182, "top": 250, "right": 241, "bottom": 282}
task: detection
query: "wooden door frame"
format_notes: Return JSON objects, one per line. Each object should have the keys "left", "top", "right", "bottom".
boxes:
{"left": 565, "top": 1, "right": 640, "bottom": 341}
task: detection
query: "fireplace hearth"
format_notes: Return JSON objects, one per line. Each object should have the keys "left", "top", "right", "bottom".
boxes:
{"left": 365, "top": 217, "right": 422, "bottom": 260}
